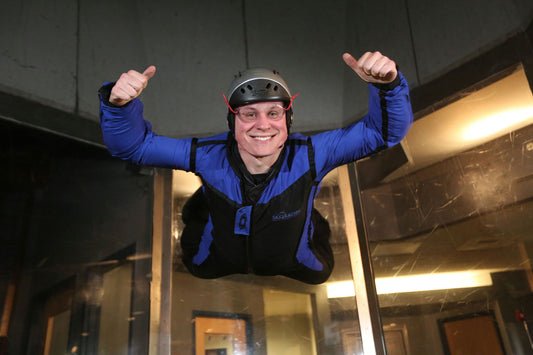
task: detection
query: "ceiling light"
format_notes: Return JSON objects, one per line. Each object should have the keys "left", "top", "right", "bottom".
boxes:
{"left": 462, "top": 106, "right": 533, "bottom": 141}
{"left": 327, "top": 270, "right": 494, "bottom": 298}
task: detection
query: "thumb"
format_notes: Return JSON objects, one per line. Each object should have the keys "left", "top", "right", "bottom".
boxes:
{"left": 342, "top": 53, "right": 364, "bottom": 78}
{"left": 143, "top": 65, "right": 156, "bottom": 80}
{"left": 342, "top": 53, "right": 357, "bottom": 68}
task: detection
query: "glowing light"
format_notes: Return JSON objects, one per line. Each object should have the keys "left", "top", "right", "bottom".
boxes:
{"left": 327, "top": 281, "right": 356, "bottom": 298}
{"left": 327, "top": 270, "right": 494, "bottom": 298}
{"left": 462, "top": 106, "right": 533, "bottom": 141}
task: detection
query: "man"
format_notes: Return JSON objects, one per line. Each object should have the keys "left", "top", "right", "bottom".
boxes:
{"left": 99, "top": 52, "right": 413, "bottom": 284}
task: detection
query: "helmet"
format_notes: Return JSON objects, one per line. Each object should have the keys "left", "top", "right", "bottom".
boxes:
{"left": 225, "top": 68, "right": 294, "bottom": 132}
{"left": 226, "top": 68, "right": 292, "bottom": 107}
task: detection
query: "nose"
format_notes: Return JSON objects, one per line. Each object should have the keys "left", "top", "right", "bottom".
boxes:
{"left": 254, "top": 112, "right": 271, "bottom": 129}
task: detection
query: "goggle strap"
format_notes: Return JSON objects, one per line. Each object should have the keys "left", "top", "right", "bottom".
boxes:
{"left": 223, "top": 94, "right": 238, "bottom": 114}
{"left": 284, "top": 93, "right": 300, "bottom": 111}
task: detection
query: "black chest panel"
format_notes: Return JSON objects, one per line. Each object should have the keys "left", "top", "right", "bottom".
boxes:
{"left": 202, "top": 169, "right": 316, "bottom": 275}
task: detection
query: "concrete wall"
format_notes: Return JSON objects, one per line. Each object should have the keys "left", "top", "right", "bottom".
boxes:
{"left": 1, "top": 0, "right": 532, "bottom": 137}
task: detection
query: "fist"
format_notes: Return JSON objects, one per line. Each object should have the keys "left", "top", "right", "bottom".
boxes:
{"left": 109, "top": 66, "right": 156, "bottom": 107}
{"left": 343, "top": 52, "right": 397, "bottom": 84}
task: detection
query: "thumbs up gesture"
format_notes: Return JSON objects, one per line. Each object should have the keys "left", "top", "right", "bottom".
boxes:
{"left": 109, "top": 66, "right": 156, "bottom": 107}
{"left": 343, "top": 52, "right": 397, "bottom": 84}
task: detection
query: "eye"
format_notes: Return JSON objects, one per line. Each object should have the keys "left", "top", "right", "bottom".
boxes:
{"left": 241, "top": 111, "right": 256, "bottom": 119}
{"left": 269, "top": 110, "right": 283, "bottom": 119}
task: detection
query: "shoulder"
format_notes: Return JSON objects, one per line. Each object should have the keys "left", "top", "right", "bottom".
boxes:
{"left": 286, "top": 133, "right": 311, "bottom": 146}
{"left": 196, "top": 131, "right": 230, "bottom": 145}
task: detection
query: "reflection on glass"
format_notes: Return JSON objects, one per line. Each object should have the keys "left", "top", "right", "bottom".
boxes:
{"left": 98, "top": 263, "right": 133, "bottom": 355}
{"left": 358, "top": 66, "right": 533, "bottom": 354}
{"left": 328, "top": 269, "right": 494, "bottom": 297}
{"left": 440, "top": 313, "right": 505, "bottom": 355}
{"left": 0, "top": 122, "right": 153, "bottom": 354}
{"left": 171, "top": 169, "right": 361, "bottom": 355}
{"left": 340, "top": 329, "right": 363, "bottom": 355}
{"left": 43, "top": 310, "right": 70, "bottom": 355}
{"left": 194, "top": 314, "right": 246, "bottom": 355}
{"left": 263, "top": 290, "right": 317, "bottom": 355}
{"left": 205, "top": 333, "right": 233, "bottom": 355}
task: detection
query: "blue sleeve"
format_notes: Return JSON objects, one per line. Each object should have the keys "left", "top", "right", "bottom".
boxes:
{"left": 99, "top": 89, "right": 193, "bottom": 171}
{"left": 311, "top": 72, "right": 413, "bottom": 179}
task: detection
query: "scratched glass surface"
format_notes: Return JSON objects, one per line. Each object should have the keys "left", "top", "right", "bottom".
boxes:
{"left": 359, "top": 66, "right": 533, "bottom": 355}
{"left": 171, "top": 169, "right": 361, "bottom": 355}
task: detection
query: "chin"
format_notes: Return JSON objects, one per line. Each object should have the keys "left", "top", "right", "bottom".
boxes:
{"left": 252, "top": 148, "right": 279, "bottom": 158}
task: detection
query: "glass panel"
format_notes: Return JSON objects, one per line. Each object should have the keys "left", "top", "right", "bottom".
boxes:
{"left": 171, "top": 169, "right": 362, "bottom": 355}
{"left": 194, "top": 315, "right": 246, "bottom": 355}
{"left": 355, "top": 66, "right": 533, "bottom": 354}
{"left": 0, "top": 121, "right": 153, "bottom": 354}
{"left": 205, "top": 333, "right": 234, "bottom": 354}
{"left": 43, "top": 310, "right": 71, "bottom": 355}
{"left": 98, "top": 263, "right": 133, "bottom": 355}
{"left": 263, "top": 290, "right": 317, "bottom": 355}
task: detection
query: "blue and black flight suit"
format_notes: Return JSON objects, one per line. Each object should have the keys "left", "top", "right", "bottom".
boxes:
{"left": 98, "top": 73, "right": 412, "bottom": 284}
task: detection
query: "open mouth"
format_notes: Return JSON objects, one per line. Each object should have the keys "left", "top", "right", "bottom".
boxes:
{"left": 252, "top": 135, "right": 275, "bottom": 141}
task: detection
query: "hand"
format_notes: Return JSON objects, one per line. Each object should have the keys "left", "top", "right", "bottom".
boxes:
{"left": 343, "top": 52, "right": 397, "bottom": 84}
{"left": 109, "top": 66, "right": 156, "bottom": 107}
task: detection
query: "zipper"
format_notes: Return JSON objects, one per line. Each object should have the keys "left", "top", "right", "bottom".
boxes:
{"left": 245, "top": 206, "right": 254, "bottom": 273}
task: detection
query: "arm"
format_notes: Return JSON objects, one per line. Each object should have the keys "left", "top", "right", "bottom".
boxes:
{"left": 312, "top": 52, "right": 413, "bottom": 178}
{"left": 98, "top": 67, "right": 192, "bottom": 170}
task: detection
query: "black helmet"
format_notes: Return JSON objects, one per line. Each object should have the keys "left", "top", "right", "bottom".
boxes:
{"left": 225, "top": 68, "right": 294, "bottom": 132}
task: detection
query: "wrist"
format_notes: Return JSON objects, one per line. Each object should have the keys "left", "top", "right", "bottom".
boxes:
{"left": 98, "top": 82, "right": 133, "bottom": 108}
{"left": 371, "top": 72, "right": 401, "bottom": 91}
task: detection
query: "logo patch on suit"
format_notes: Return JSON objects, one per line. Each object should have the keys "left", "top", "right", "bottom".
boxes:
{"left": 272, "top": 209, "right": 301, "bottom": 222}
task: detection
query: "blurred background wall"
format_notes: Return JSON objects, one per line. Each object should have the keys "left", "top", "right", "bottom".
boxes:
{"left": 1, "top": 0, "right": 531, "bottom": 139}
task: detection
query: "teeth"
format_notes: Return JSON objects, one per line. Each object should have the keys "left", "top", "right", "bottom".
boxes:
{"left": 253, "top": 136, "right": 272, "bottom": 141}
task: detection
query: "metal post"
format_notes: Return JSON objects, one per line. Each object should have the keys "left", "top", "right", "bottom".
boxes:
{"left": 149, "top": 169, "right": 173, "bottom": 355}
{"left": 338, "top": 164, "right": 387, "bottom": 355}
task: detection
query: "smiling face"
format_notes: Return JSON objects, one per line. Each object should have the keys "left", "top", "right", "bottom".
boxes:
{"left": 233, "top": 101, "right": 288, "bottom": 173}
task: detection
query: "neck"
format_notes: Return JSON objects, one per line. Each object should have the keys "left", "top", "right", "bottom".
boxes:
{"left": 238, "top": 148, "right": 282, "bottom": 175}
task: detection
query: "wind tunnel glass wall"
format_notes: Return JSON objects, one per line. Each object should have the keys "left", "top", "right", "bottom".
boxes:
{"left": 353, "top": 66, "right": 533, "bottom": 355}
{"left": 0, "top": 121, "right": 153, "bottom": 355}
{"left": 171, "top": 169, "right": 362, "bottom": 355}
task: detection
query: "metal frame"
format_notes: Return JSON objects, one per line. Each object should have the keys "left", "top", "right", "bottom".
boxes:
{"left": 338, "top": 164, "right": 386, "bottom": 355}
{"left": 149, "top": 168, "right": 174, "bottom": 355}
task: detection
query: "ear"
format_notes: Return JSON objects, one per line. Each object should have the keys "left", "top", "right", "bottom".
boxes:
{"left": 286, "top": 108, "right": 293, "bottom": 130}
{"left": 227, "top": 111, "right": 235, "bottom": 131}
